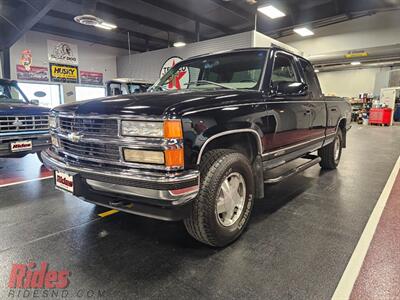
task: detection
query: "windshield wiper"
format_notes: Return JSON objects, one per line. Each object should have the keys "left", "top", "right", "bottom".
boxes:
{"left": 186, "top": 80, "right": 236, "bottom": 90}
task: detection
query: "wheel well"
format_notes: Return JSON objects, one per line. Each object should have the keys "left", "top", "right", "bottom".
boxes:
{"left": 198, "top": 132, "right": 260, "bottom": 164}
{"left": 338, "top": 118, "right": 347, "bottom": 148}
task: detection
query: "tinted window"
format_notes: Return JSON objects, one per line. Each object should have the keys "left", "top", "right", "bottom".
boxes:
{"left": 271, "top": 54, "right": 299, "bottom": 85}
{"left": 300, "top": 59, "right": 322, "bottom": 99}
{"left": 154, "top": 51, "right": 267, "bottom": 91}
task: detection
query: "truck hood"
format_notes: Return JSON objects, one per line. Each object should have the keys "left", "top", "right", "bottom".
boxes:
{"left": 0, "top": 102, "right": 50, "bottom": 116}
{"left": 53, "top": 89, "right": 263, "bottom": 118}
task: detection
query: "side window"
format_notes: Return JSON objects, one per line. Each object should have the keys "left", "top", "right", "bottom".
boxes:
{"left": 271, "top": 54, "right": 299, "bottom": 86}
{"left": 300, "top": 59, "right": 322, "bottom": 99}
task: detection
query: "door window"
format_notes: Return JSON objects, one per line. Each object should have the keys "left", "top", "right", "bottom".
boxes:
{"left": 271, "top": 54, "right": 299, "bottom": 85}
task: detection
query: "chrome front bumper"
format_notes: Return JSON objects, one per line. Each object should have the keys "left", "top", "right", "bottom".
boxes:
{"left": 42, "top": 149, "right": 200, "bottom": 205}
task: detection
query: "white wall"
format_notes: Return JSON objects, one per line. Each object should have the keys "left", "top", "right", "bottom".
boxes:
{"left": 11, "top": 31, "right": 126, "bottom": 103}
{"left": 278, "top": 10, "right": 400, "bottom": 98}
{"left": 279, "top": 11, "right": 400, "bottom": 57}
{"left": 318, "top": 68, "right": 386, "bottom": 97}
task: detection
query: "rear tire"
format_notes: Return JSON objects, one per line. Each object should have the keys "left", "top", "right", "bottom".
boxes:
{"left": 318, "top": 130, "right": 343, "bottom": 170}
{"left": 184, "top": 149, "right": 255, "bottom": 247}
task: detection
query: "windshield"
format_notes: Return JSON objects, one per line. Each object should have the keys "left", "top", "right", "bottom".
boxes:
{"left": 152, "top": 50, "right": 267, "bottom": 91}
{"left": 0, "top": 82, "right": 28, "bottom": 103}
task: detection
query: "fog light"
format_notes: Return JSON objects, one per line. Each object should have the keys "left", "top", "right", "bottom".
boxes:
{"left": 123, "top": 148, "right": 165, "bottom": 164}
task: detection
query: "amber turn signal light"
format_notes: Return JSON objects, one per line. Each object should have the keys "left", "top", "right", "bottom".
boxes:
{"left": 164, "top": 148, "right": 184, "bottom": 168}
{"left": 163, "top": 120, "right": 183, "bottom": 139}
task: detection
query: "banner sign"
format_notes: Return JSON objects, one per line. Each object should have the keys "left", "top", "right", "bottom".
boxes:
{"left": 80, "top": 71, "right": 104, "bottom": 85}
{"left": 50, "top": 63, "right": 79, "bottom": 83}
{"left": 16, "top": 65, "right": 49, "bottom": 82}
{"left": 159, "top": 56, "right": 189, "bottom": 90}
{"left": 48, "top": 40, "right": 79, "bottom": 65}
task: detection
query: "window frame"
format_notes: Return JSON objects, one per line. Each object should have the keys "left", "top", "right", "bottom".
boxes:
{"left": 268, "top": 51, "right": 303, "bottom": 96}
{"left": 298, "top": 58, "right": 323, "bottom": 100}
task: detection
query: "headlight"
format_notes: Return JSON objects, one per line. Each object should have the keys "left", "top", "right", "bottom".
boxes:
{"left": 49, "top": 116, "right": 57, "bottom": 128}
{"left": 123, "top": 149, "right": 164, "bottom": 164}
{"left": 121, "top": 120, "right": 183, "bottom": 139}
{"left": 121, "top": 121, "right": 164, "bottom": 137}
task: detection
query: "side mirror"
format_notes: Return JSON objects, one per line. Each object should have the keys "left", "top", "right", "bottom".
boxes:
{"left": 34, "top": 91, "right": 46, "bottom": 98}
{"left": 30, "top": 99, "right": 40, "bottom": 105}
{"left": 272, "top": 82, "right": 308, "bottom": 96}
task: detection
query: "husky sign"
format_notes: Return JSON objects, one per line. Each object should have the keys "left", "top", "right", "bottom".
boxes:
{"left": 50, "top": 63, "right": 79, "bottom": 83}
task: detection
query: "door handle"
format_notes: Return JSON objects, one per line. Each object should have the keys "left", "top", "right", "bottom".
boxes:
{"left": 331, "top": 108, "right": 337, "bottom": 112}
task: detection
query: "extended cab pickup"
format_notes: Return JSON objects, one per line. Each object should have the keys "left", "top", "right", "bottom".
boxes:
{"left": 0, "top": 79, "right": 50, "bottom": 160}
{"left": 42, "top": 48, "right": 351, "bottom": 247}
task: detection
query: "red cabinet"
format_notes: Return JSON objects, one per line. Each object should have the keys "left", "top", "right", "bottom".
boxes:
{"left": 369, "top": 108, "right": 393, "bottom": 126}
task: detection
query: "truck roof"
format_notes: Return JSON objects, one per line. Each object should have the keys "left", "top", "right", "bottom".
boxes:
{"left": 187, "top": 47, "right": 307, "bottom": 62}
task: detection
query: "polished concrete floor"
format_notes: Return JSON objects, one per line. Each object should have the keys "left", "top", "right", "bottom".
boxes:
{"left": 0, "top": 125, "right": 399, "bottom": 299}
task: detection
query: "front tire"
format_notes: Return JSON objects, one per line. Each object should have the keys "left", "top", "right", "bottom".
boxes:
{"left": 318, "top": 130, "right": 343, "bottom": 170}
{"left": 184, "top": 149, "right": 255, "bottom": 247}
{"left": 37, "top": 152, "right": 44, "bottom": 164}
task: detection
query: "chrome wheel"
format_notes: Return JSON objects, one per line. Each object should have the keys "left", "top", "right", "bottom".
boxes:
{"left": 216, "top": 172, "right": 246, "bottom": 227}
{"left": 334, "top": 135, "right": 341, "bottom": 162}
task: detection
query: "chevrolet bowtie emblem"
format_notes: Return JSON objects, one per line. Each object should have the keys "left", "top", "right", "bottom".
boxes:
{"left": 67, "top": 132, "right": 83, "bottom": 143}
{"left": 12, "top": 119, "right": 23, "bottom": 127}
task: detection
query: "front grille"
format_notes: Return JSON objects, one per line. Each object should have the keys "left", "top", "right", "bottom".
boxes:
{"left": 59, "top": 117, "right": 118, "bottom": 137}
{"left": 0, "top": 115, "right": 49, "bottom": 132}
{"left": 59, "top": 138, "right": 120, "bottom": 161}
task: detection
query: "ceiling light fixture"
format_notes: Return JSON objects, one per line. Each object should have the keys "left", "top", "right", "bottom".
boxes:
{"left": 74, "top": 14, "right": 117, "bottom": 30}
{"left": 257, "top": 5, "right": 286, "bottom": 19}
{"left": 173, "top": 41, "right": 186, "bottom": 47}
{"left": 351, "top": 61, "right": 362, "bottom": 65}
{"left": 293, "top": 27, "right": 314, "bottom": 37}
{"left": 314, "top": 69, "right": 320, "bottom": 73}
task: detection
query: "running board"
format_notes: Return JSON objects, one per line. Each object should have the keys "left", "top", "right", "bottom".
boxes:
{"left": 264, "top": 157, "right": 321, "bottom": 184}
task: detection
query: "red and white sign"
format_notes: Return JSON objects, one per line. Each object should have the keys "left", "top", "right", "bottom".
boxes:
{"left": 55, "top": 171, "right": 74, "bottom": 193}
{"left": 159, "top": 56, "right": 189, "bottom": 90}
{"left": 80, "top": 70, "right": 103, "bottom": 85}
{"left": 10, "top": 141, "right": 32, "bottom": 152}
{"left": 16, "top": 65, "right": 49, "bottom": 82}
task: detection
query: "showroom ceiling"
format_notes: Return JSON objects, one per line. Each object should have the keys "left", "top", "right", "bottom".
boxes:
{"left": 0, "top": 0, "right": 400, "bottom": 51}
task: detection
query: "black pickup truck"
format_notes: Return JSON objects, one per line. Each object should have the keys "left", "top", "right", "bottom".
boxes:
{"left": 42, "top": 48, "right": 351, "bottom": 247}
{"left": 0, "top": 79, "right": 50, "bottom": 160}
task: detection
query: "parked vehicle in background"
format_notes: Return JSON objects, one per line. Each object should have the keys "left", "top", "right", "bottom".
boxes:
{"left": 0, "top": 79, "right": 50, "bottom": 162}
{"left": 106, "top": 78, "right": 153, "bottom": 96}
{"left": 43, "top": 48, "right": 351, "bottom": 247}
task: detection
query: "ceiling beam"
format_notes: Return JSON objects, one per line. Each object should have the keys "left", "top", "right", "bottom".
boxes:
{"left": 67, "top": 0, "right": 197, "bottom": 41}
{"left": 140, "top": 0, "right": 235, "bottom": 34}
{"left": 47, "top": 10, "right": 170, "bottom": 46}
{"left": 208, "top": 0, "right": 253, "bottom": 22}
{"left": 31, "top": 23, "right": 149, "bottom": 52}
{"left": 1, "top": 0, "right": 60, "bottom": 50}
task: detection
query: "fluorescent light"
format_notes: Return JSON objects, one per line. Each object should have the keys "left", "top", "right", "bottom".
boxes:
{"left": 351, "top": 61, "right": 361, "bottom": 65}
{"left": 314, "top": 69, "right": 320, "bottom": 73}
{"left": 294, "top": 27, "right": 314, "bottom": 37}
{"left": 101, "top": 22, "right": 117, "bottom": 29}
{"left": 258, "top": 5, "right": 286, "bottom": 19}
{"left": 94, "top": 23, "right": 113, "bottom": 30}
{"left": 173, "top": 41, "right": 186, "bottom": 47}
{"left": 94, "top": 22, "right": 117, "bottom": 30}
